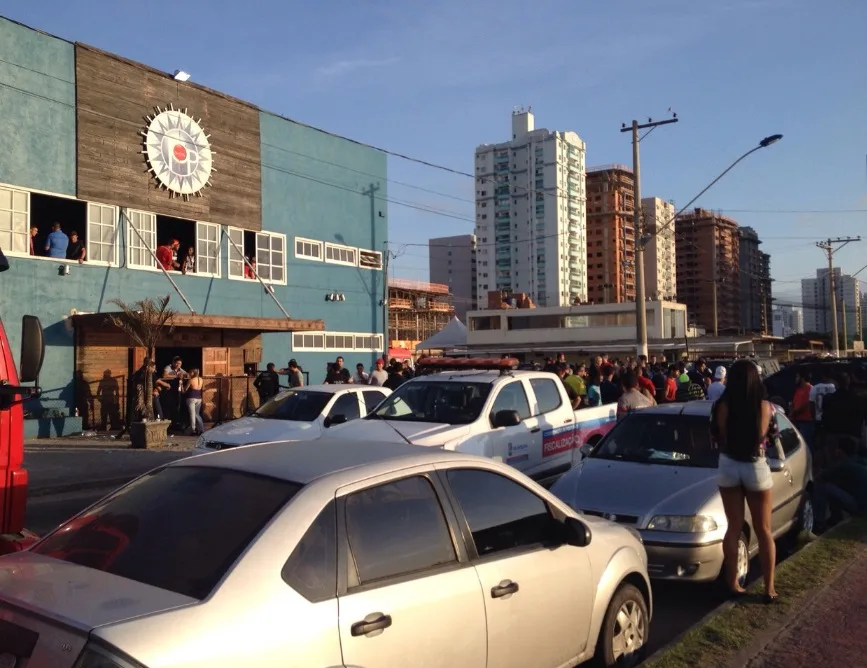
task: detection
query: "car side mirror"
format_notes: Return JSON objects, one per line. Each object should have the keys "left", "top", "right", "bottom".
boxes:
{"left": 564, "top": 517, "right": 592, "bottom": 547}
{"left": 19, "top": 315, "right": 44, "bottom": 384}
{"left": 324, "top": 414, "right": 347, "bottom": 428}
{"left": 492, "top": 409, "right": 521, "bottom": 428}
{"left": 579, "top": 442, "right": 593, "bottom": 458}
{"left": 768, "top": 457, "right": 786, "bottom": 472}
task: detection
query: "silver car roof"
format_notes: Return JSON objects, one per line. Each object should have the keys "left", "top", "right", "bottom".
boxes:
{"left": 171, "top": 439, "right": 473, "bottom": 485}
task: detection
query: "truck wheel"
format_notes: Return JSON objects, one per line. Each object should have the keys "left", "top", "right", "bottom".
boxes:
{"left": 594, "top": 583, "right": 648, "bottom": 667}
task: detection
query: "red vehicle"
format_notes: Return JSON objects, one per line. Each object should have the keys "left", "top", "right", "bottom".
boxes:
{"left": 0, "top": 250, "right": 45, "bottom": 555}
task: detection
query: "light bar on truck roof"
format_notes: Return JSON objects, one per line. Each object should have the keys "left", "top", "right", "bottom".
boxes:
{"left": 416, "top": 356, "right": 520, "bottom": 371}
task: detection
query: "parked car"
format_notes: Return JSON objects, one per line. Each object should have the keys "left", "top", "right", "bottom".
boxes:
{"left": 195, "top": 384, "right": 391, "bottom": 450}
{"left": 551, "top": 401, "right": 813, "bottom": 585}
{"left": 0, "top": 439, "right": 651, "bottom": 668}
{"left": 327, "top": 358, "right": 617, "bottom": 487}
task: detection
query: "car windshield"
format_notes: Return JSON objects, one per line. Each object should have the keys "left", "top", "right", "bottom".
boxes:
{"left": 253, "top": 390, "right": 331, "bottom": 421}
{"left": 32, "top": 466, "right": 301, "bottom": 600}
{"left": 591, "top": 413, "right": 718, "bottom": 468}
{"left": 370, "top": 380, "right": 492, "bottom": 424}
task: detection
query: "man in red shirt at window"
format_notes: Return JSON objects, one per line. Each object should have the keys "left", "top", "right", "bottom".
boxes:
{"left": 156, "top": 239, "right": 180, "bottom": 271}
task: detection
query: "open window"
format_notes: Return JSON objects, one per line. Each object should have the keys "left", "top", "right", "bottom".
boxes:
{"left": 86, "top": 203, "right": 119, "bottom": 264}
{"left": 227, "top": 226, "right": 285, "bottom": 284}
{"left": 196, "top": 221, "right": 220, "bottom": 277}
{"left": 358, "top": 248, "right": 383, "bottom": 270}
{"left": 28, "top": 192, "right": 88, "bottom": 262}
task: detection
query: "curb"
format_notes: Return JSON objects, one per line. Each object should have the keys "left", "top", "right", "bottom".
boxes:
{"left": 28, "top": 477, "right": 133, "bottom": 498}
{"left": 644, "top": 599, "right": 735, "bottom": 664}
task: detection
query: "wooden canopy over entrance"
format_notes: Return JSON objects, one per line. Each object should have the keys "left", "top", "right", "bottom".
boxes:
{"left": 71, "top": 312, "right": 324, "bottom": 333}
{"left": 71, "top": 312, "right": 323, "bottom": 429}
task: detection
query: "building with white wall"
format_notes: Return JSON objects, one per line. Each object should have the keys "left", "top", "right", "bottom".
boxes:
{"left": 642, "top": 197, "right": 677, "bottom": 301}
{"left": 474, "top": 109, "right": 587, "bottom": 307}
{"left": 801, "top": 268, "right": 862, "bottom": 339}
{"left": 772, "top": 304, "right": 803, "bottom": 338}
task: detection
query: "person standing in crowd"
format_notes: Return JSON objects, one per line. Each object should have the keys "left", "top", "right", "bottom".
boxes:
{"left": 65, "top": 230, "right": 86, "bottom": 264}
{"left": 44, "top": 223, "right": 68, "bottom": 259}
{"left": 600, "top": 365, "right": 620, "bottom": 405}
{"left": 636, "top": 366, "right": 656, "bottom": 398}
{"left": 585, "top": 367, "right": 602, "bottom": 407}
{"left": 325, "top": 356, "right": 351, "bottom": 384}
{"left": 707, "top": 366, "right": 727, "bottom": 402}
{"left": 368, "top": 358, "right": 388, "bottom": 386}
{"left": 353, "top": 363, "right": 369, "bottom": 384}
{"left": 254, "top": 362, "right": 280, "bottom": 404}
{"left": 556, "top": 364, "right": 581, "bottom": 409}
{"left": 282, "top": 359, "right": 304, "bottom": 387}
{"left": 711, "top": 360, "right": 781, "bottom": 602}
{"left": 184, "top": 369, "right": 205, "bottom": 435}
{"left": 181, "top": 246, "right": 196, "bottom": 274}
{"left": 564, "top": 363, "right": 587, "bottom": 407}
{"left": 385, "top": 360, "right": 406, "bottom": 390}
{"left": 809, "top": 370, "right": 837, "bottom": 448}
{"left": 156, "top": 239, "right": 180, "bottom": 271}
{"left": 162, "top": 356, "right": 187, "bottom": 428}
{"left": 617, "top": 371, "right": 654, "bottom": 420}
{"left": 664, "top": 365, "right": 679, "bottom": 402}
{"left": 790, "top": 369, "right": 814, "bottom": 449}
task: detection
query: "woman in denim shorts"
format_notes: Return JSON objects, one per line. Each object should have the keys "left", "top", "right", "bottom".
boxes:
{"left": 711, "top": 360, "right": 780, "bottom": 603}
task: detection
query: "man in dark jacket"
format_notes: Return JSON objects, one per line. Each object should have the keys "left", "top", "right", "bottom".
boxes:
{"left": 254, "top": 363, "right": 280, "bottom": 404}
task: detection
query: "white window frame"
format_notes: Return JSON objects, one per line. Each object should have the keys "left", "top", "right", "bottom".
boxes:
{"left": 195, "top": 221, "right": 221, "bottom": 278}
{"left": 295, "top": 236, "right": 323, "bottom": 262}
{"left": 292, "top": 331, "right": 383, "bottom": 352}
{"left": 255, "top": 231, "right": 287, "bottom": 285}
{"left": 226, "top": 226, "right": 246, "bottom": 280}
{"left": 358, "top": 248, "right": 383, "bottom": 270}
{"left": 0, "top": 184, "right": 30, "bottom": 257}
{"left": 86, "top": 202, "right": 119, "bottom": 266}
{"left": 324, "top": 242, "right": 358, "bottom": 267}
{"left": 125, "top": 208, "right": 159, "bottom": 271}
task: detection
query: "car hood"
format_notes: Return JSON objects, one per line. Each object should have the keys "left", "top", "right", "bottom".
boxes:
{"left": 326, "top": 419, "right": 471, "bottom": 447}
{"left": 0, "top": 552, "right": 197, "bottom": 631}
{"left": 201, "top": 416, "right": 319, "bottom": 445}
{"left": 551, "top": 458, "right": 719, "bottom": 526}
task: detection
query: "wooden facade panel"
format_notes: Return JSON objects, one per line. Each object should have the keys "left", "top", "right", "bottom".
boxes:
{"left": 75, "top": 45, "right": 262, "bottom": 231}
{"left": 75, "top": 344, "right": 129, "bottom": 430}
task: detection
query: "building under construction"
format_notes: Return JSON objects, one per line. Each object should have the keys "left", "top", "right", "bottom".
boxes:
{"left": 585, "top": 165, "right": 636, "bottom": 304}
{"left": 388, "top": 278, "right": 455, "bottom": 354}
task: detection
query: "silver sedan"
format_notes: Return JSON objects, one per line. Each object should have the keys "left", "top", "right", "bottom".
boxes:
{"left": 0, "top": 439, "right": 650, "bottom": 668}
{"left": 552, "top": 401, "right": 813, "bottom": 585}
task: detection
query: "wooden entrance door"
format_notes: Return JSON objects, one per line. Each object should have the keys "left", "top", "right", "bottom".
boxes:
{"left": 202, "top": 347, "right": 230, "bottom": 422}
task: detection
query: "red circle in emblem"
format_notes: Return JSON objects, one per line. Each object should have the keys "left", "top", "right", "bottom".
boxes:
{"left": 173, "top": 144, "right": 188, "bottom": 161}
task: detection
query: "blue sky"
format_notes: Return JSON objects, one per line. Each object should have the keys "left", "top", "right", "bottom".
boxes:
{"left": 7, "top": 0, "right": 867, "bottom": 306}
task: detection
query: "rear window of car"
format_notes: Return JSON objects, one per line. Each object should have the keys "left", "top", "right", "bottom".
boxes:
{"left": 32, "top": 466, "right": 301, "bottom": 600}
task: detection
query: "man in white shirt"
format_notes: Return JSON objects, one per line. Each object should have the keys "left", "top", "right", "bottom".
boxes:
{"left": 368, "top": 358, "right": 389, "bottom": 387}
{"left": 353, "top": 363, "right": 369, "bottom": 384}
{"left": 809, "top": 371, "right": 837, "bottom": 423}
{"left": 707, "top": 366, "right": 727, "bottom": 401}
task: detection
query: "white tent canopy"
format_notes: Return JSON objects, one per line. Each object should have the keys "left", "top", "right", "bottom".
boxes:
{"left": 415, "top": 316, "right": 468, "bottom": 351}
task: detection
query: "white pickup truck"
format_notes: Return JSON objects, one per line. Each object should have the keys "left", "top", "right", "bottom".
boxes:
{"left": 327, "top": 358, "right": 617, "bottom": 486}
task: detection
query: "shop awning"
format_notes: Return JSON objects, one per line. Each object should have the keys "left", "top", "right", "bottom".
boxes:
{"left": 72, "top": 312, "right": 324, "bottom": 332}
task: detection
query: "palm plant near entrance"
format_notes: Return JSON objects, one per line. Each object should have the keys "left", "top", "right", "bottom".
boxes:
{"left": 108, "top": 296, "right": 176, "bottom": 447}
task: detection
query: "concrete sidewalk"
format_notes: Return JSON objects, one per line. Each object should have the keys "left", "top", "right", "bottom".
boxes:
{"left": 25, "top": 431, "right": 197, "bottom": 450}
{"left": 741, "top": 551, "right": 867, "bottom": 667}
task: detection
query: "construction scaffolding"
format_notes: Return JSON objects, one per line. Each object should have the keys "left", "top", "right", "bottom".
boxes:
{"left": 388, "top": 278, "right": 455, "bottom": 349}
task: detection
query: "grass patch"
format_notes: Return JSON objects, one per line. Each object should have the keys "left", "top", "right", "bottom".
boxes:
{"left": 644, "top": 519, "right": 867, "bottom": 668}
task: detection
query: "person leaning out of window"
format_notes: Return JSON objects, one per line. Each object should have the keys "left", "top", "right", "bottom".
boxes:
{"left": 66, "top": 230, "right": 86, "bottom": 264}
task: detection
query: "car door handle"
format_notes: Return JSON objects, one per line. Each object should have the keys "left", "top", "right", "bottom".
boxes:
{"left": 351, "top": 613, "right": 392, "bottom": 637}
{"left": 530, "top": 427, "right": 540, "bottom": 433}
{"left": 491, "top": 580, "right": 519, "bottom": 598}
{"left": 563, "top": 418, "right": 573, "bottom": 423}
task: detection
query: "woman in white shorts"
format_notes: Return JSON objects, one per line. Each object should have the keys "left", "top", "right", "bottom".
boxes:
{"left": 710, "top": 360, "right": 781, "bottom": 603}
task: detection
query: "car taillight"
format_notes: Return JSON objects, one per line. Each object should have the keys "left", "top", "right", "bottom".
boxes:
{"left": 73, "top": 643, "right": 147, "bottom": 668}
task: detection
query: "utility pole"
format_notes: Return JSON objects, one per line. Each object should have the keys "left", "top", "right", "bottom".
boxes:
{"left": 621, "top": 115, "right": 678, "bottom": 358}
{"left": 841, "top": 295, "right": 848, "bottom": 356}
{"left": 816, "top": 237, "right": 860, "bottom": 357}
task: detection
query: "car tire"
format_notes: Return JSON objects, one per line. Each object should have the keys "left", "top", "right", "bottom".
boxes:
{"left": 790, "top": 489, "right": 815, "bottom": 538}
{"left": 593, "top": 582, "right": 648, "bottom": 668}
{"left": 716, "top": 531, "right": 750, "bottom": 593}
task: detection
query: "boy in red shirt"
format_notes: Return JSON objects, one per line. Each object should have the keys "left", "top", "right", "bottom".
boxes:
{"left": 791, "top": 369, "right": 814, "bottom": 449}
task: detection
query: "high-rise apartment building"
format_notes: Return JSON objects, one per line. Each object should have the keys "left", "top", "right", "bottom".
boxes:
{"left": 772, "top": 304, "right": 803, "bottom": 338}
{"left": 474, "top": 109, "right": 587, "bottom": 307}
{"left": 585, "top": 166, "right": 635, "bottom": 303}
{"left": 738, "top": 227, "right": 773, "bottom": 333}
{"left": 801, "top": 268, "right": 862, "bottom": 340}
{"left": 642, "top": 197, "right": 677, "bottom": 301}
{"left": 675, "top": 208, "right": 740, "bottom": 333}
{"left": 428, "top": 234, "right": 477, "bottom": 322}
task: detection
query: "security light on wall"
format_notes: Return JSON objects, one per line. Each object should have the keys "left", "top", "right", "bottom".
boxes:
{"left": 173, "top": 70, "right": 191, "bottom": 82}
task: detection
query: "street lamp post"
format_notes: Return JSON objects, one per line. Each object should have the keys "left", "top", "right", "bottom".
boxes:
{"left": 633, "top": 134, "right": 783, "bottom": 347}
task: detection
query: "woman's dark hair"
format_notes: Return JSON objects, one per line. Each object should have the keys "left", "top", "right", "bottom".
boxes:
{"left": 718, "top": 359, "right": 766, "bottom": 447}
{"left": 588, "top": 367, "right": 602, "bottom": 385}
{"left": 621, "top": 370, "right": 638, "bottom": 390}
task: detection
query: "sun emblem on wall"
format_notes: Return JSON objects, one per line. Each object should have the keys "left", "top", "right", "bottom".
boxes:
{"left": 141, "top": 104, "right": 215, "bottom": 200}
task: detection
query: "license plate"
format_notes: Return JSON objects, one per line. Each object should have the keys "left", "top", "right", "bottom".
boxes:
{"left": 0, "top": 653, "right": 18, "bottom": 668}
